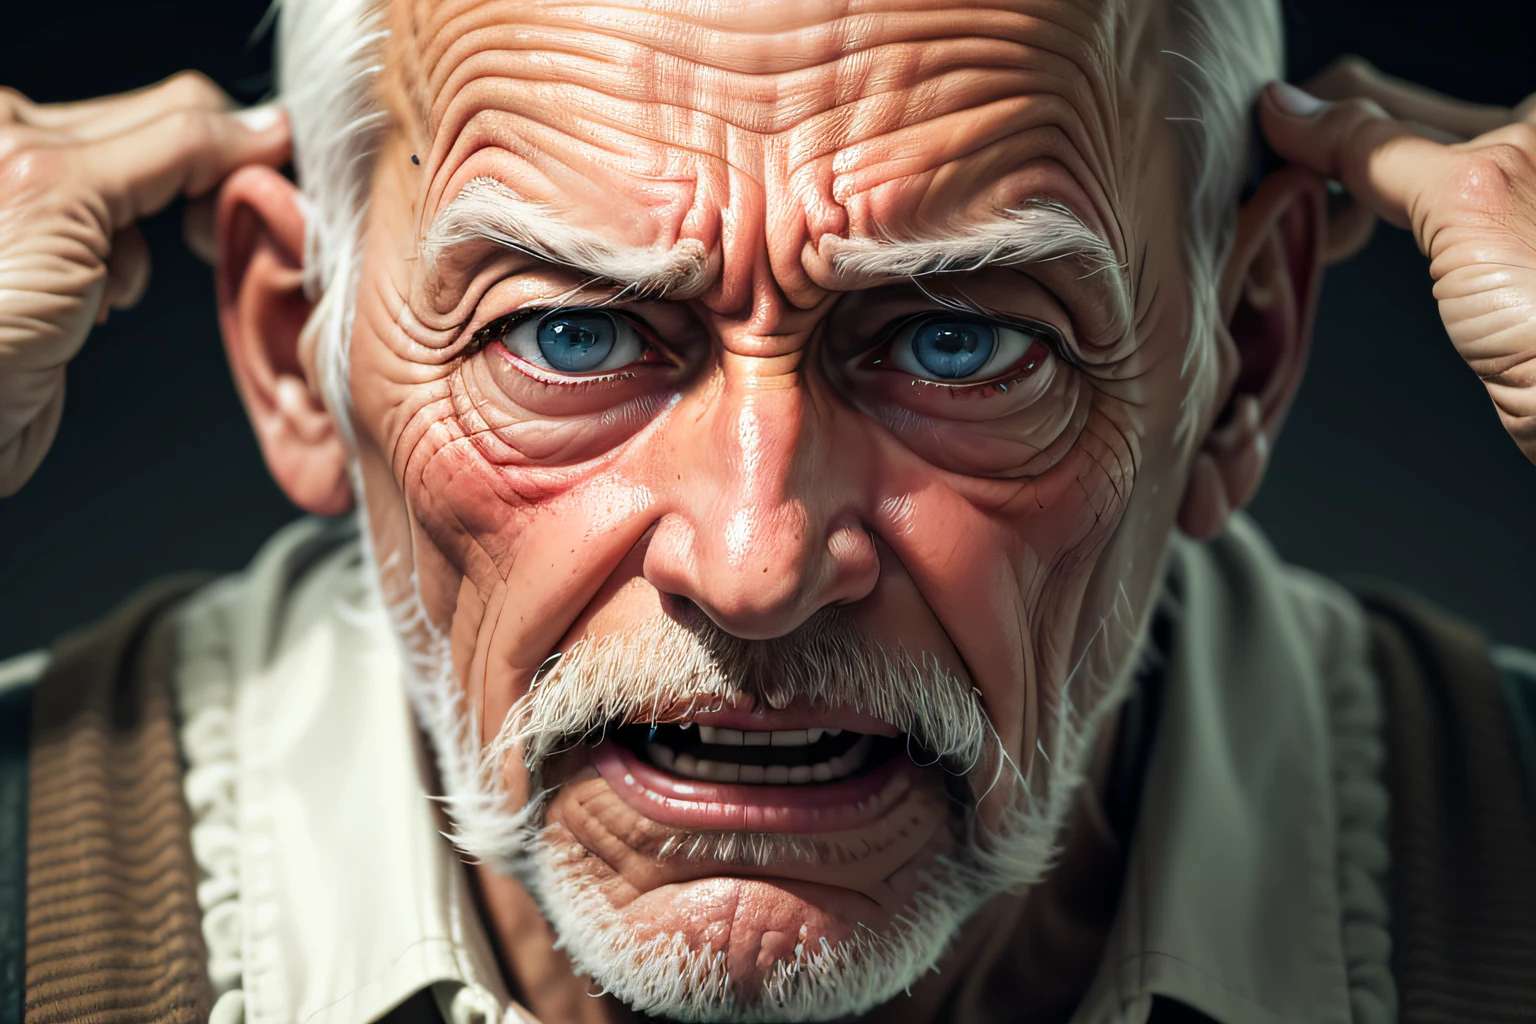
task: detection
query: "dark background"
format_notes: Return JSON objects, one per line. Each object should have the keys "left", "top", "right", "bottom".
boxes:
{"left": 2, "top": 1, "right": 1533, "bottom": 658}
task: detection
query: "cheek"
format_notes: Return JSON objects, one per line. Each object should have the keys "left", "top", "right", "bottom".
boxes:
{"left": 872, "top": 397, "right": 1137, "bottom": 768}
{"left": 459, "top": 348, "right": 687, "bottom": 465}
{"left": 398, "top": 413, "right": 670, "bottom": 732}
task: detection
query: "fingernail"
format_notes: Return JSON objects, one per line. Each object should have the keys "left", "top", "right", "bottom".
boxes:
{"left": 1269, "top": 82, "right": 1327, "bottom": 118}
{"left": 234, "top": 103, "right": 283, "bottom": 132}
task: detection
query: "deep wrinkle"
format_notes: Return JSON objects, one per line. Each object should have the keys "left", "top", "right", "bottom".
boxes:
{"left": 330, "top": 0, "right": 1207, "bottom": 1015}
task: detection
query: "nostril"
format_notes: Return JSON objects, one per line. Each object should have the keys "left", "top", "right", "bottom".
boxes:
{"left": 659, "top": 592, "right": 709, "bottom": 629}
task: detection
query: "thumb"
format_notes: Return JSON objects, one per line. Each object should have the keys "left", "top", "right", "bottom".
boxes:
{"left": 1259, "top": 81, "right": 1448, "bottom": 232}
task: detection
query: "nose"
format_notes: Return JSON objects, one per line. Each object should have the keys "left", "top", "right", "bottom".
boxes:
{"left": 643, "top": 372, "right": 879, "bottom": 640}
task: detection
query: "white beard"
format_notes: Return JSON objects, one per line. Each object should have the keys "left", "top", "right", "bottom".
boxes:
{"left": 368, "top": 542, "right": 1142, "bottom": 1023}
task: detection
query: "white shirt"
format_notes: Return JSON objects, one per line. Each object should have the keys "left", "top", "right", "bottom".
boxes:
{"left": 1, "top": 513, "right": 1395, "bottom": 1024}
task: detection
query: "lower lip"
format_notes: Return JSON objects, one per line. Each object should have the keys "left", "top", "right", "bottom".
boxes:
{"left": 592, "top": 741, "right": 916, "bottom": 834}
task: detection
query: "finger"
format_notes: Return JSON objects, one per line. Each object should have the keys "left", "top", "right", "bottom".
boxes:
{"left": 73, "top": 104, "right": 289, "bottom": 230}
{"left": 1401, "top": 119, "right": 1466, "bottom": 146}
{"left": 183, "top": 194, "right": 218, "bottom": 264}
{"left": 1305, "top": 56, "right": 1514, "bottom": 140}
{"left": 102, "top": 225, "right": 152, "bottom": 313}
{"left": 0, "top": 87, "right": 35, "bottom": 126}
{"left": 1259, "top": 82, "right": 1451, "bottom": 231}
{"left": 17, "top": 71, "right": 233, "bottom": 136}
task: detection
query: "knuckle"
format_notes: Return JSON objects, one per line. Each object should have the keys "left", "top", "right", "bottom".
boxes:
{"left": 0, "top": 140, "right": 61, "bottom": 195}
{"left": 1317, "top": 55, "right": 1377, "bottom": 94}
{"left": 0, "top": 87, "right": 26, "bottom": 121}
{"left": 1446, "top": 147, "right": 1533, "bottom": 211}
{"left": 0, "top": 126, "right": 22, "bottom": 163}
{"left": 1335, "top": 54, "right": 1377, "bottom": 80}
{"left": 1471, "top": 144, "right": 1531, "bottom": 181}
{"left": 1305, "top": 55, "right": 1378, "bottom": 102}
{"left": 165, "top": 106, "right": 215, "bottom": 148}
{"left": 1336, "top": 96, "right": 1390, "bottom": 123}
{"left": 161, "top": 70, "right": 228, "bottom": 111}
{"left": 1317, "top": 97, "right": 1392, "bottom": 147}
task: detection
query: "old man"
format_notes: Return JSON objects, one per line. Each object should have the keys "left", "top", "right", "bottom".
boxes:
{"left": 1, "top": 0, "right": 1534, "bottom": 1022}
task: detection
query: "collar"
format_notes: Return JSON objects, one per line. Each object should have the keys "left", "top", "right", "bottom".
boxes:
{"left": 174, "top": 517, "right": 518, "bottom": 1024}
{"left": 1067, "top": 514, "right": 1393, "bottom": 1024}
{"left": 174, "top": 513, "right": 1393, "bottom": 1024}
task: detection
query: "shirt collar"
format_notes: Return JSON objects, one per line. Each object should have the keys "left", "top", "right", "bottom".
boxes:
{"left": 190, "top": 513, "right": 1389, "bottom": 1024}
{"left": 1069, "top": 514, "right": 1389, "bottom": 1024}
{"left": 184, "top": 517, "right": 516, "bottom": 1024}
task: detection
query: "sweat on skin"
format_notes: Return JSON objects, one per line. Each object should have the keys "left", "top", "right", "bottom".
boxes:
{"left": 215, "top": 0, "right": 1316, "bottom": 1019}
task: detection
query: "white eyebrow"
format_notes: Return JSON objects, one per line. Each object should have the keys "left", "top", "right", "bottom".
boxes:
{"left": 825, "top": 200, "right": 1132, "bottom": 342}
{"left": 421, "top": 176, "right": 712, "bottom": 298}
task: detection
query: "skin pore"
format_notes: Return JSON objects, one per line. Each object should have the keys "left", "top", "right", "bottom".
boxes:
{"left": 217, "top": 0, "right": 1325, "bottom": 1019}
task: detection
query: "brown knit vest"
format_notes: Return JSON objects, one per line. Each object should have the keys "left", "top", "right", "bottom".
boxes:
{"left": 23, "top": 578, "right": 212, "bottom": 1023}
{"left": 10, "top": 582, "right": 1536, "bottom": 1022}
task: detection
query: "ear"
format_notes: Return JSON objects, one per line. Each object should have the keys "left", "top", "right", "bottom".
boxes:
{"left": 217, "top": 165, "right": 353, "bottom": 515}
{"left": 1177, "top": 166, "right": 1327, "bottom": 541}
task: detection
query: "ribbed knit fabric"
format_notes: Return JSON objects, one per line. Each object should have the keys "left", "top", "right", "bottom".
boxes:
{"left": 11, "top": 569, "right": 1535, "bottom": 1023}
{"left": 1359, "top": 587, "right": 1536, "bottom": 1024}
{"left": 24, "top": 577, "right": 212, "bottom": 1024}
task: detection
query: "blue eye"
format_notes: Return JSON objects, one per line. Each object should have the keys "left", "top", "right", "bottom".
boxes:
{"left": 494, "top": 308, "right": 649, "bottom": 376}
{"left": 910, "top": 320, "right": 996, "bottom": 379}
{"left": 884, "top": 315, "right": 1051, "bottom": 384}
{"left": 537, "top": 311, "right": 617, "bottom": 372}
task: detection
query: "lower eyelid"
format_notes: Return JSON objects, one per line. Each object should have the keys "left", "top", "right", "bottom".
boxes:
{"left": 875, "top": 338, "right": 1051, "bottom": 391}
{"left": 493, "top": 346, "right": 636, "bottom": 386}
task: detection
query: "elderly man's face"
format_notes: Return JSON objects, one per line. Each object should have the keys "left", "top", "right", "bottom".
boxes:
{"left": 335, "top": 0, "right": 1203, "bottom": 1014}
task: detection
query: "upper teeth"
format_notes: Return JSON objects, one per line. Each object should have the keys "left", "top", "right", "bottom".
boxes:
{"left": 649, "top": 734, "right": 874, "bottom": 785}
{"left": 695, "top": 725, "right": 842, "bottom": 746}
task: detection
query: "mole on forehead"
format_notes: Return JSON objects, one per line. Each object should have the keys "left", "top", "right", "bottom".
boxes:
{"left": 398, "top": 0, "right": 1113, "bottom": 140}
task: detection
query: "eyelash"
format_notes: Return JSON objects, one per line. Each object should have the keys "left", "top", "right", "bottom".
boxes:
{"left": 864, "top": 313, "right": 1060, "bottom": 392}
{"left": 471, "top": 307, "right": 669, "bottom": 365}
{"left": 471, "top": 306, "right": 1061, "bottom": 399}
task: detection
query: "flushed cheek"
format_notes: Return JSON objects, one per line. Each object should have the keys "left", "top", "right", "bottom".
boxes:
{"left": 871, "top": 372, "right": 1090, "bottom": 481}
{"left": 458, "top": 346, "right": 691, "bottom": 465}
{"left": 874, "top": 426, "right": 1133, "bottom": 773}
{"left": 406, "top": 438, "right": 668, "bottom": 718}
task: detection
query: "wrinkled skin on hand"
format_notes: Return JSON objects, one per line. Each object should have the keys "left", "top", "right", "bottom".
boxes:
{"left": 7, "top": 2, "right": 1534, "bottom": 1019}
{"left": 1263, "top": 62, "right": 1536, "bottom": 463}
{"left": 0, "top": 74, "right": 289, "bottom": 495}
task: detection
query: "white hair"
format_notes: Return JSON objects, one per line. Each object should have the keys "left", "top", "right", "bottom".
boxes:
{"left": 1159, "top": 0, "right": 1286, "bottom": 444}
{"left": 274, "top": 0, "right": 387, "bottom": 450}
{"left": 275, "top": 0, "right": 1282, "bottom": 450}
{"left": 369, "top": 581, "right": 1138, "bottom": 1021}
{"left": 423, "top": 177, "right": 716, "bottom": 299}
{"left": 272, "top": 0, "right": 1281, "bottom": 1017}
{"left": 276, "top": 0, "right": 1281, "bottom": 450}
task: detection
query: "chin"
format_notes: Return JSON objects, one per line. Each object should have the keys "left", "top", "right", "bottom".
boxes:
{"left": 521, "top": 709, "right": 988, "bottom": 1023}
{"left": 413, "top": 610, "right": 1092, "bottom": 1022}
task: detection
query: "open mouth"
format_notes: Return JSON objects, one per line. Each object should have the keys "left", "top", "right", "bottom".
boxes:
{"left": 586, "top": 709, "right": 950, "bottom": 835}
{"left": 618, "top": 722, "right": 894, "bottom": 785}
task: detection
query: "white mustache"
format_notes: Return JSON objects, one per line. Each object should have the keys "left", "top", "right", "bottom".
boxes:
{"left": 495, "top": 609, "right": 995, "bottom": 789}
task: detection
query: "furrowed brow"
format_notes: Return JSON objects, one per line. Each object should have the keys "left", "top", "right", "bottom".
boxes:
{"left": 420, "top": 177, "right": 712, "bottom": 299}
{"left": 826, "top": 200, "right": 1133, "bottom": 343}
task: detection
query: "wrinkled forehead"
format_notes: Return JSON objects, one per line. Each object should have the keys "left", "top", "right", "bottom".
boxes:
{"left": 388, "top": 0, "right": 1154, "bottom": 308}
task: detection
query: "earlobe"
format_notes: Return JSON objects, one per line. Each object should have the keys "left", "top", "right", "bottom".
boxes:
{"left": 1177, "top": 166, "right": 1327, "bottom": 541}
{"left": 216, "top": 165, "right": 353, "bottom": 516}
